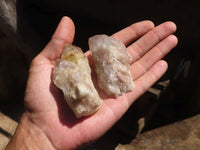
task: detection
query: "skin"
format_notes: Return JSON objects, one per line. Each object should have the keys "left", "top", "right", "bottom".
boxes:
{"left": 6, "top": 16, "right": 178, "bottom": 150}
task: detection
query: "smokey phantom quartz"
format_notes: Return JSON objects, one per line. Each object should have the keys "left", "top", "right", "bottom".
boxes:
{"left": 53, "top": 43, "right": 102, "bottom": 118}
{"left": 89, "top": 34, "right": 135, "bottom": 97}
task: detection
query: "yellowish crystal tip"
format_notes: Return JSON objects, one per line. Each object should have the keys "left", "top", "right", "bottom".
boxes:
{"left": 61, "top": 52, "right": 84, "bottom": 63}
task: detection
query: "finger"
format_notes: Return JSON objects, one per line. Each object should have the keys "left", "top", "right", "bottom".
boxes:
{"left": 112, "top": 20, "right": 155, "bottom": 46}
{"left": 128, "top": 21, "right": 177, "bottom": 63}
{"left": 52, "top": 17, "right": 75, "bottom": 44}
{"left": 41, "top": 16, "right": 75, "bottom": 60}
{"left": 86, "top": 20, "right": 154, "bottom": 62}
{"left": 127, "top": 60, "right": 168, "bottom": 104}
{"left": 131, "top": 35, "right": 178, "bottom": 80}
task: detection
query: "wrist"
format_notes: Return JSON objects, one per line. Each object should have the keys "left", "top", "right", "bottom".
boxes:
{"left": 6, "top": 112, "right": 55, "bottom": 150}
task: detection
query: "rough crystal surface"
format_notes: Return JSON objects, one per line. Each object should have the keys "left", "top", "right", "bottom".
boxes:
{"left": 53, "top": 43, "right": 102, "bottom": 118}
{"left": 89, "top": 34, "right": 135, "bottom": 97}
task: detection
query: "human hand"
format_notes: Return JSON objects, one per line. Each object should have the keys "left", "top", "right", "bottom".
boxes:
{"left": 6, "top": 17, "right": 177, "bottom": 150}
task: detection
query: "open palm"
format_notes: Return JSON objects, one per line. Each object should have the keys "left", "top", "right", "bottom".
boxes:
{"left": 24, "top": 17, "right": 177, "bottom": 149}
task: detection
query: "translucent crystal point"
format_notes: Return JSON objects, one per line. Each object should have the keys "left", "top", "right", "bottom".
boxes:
{"left": 53, "top": 43, "right": 102, "bottom": 118}
{"left": 89, "top": 35, "right": 135, "bottom": 97}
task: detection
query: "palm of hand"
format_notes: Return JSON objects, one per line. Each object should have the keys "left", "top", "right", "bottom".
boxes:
{"left": 24, "top": 17, "right": 177, "bottom": 149}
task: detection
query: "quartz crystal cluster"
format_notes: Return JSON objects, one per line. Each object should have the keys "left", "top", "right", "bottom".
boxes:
{"left": 89, "top": 35, "right": 135, "bottom": 97}
{"left": 53, "top": 43, "right": 102, "bottom": 118}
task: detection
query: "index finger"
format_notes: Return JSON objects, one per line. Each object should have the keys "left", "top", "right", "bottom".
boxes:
{"left": 112, "top": 20, "right": 155, "bottom": 46}
{"left": 85, "top": 20, "right": 154, "bottom": 57}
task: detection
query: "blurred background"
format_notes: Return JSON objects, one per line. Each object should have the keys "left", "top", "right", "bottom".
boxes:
{"left": 0, "top": 0, "right": 200, "bottom": 149}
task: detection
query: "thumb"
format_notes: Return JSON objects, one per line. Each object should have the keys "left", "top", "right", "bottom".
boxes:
{"left": 41, "top": 16, "right": 75, "bottom": 60}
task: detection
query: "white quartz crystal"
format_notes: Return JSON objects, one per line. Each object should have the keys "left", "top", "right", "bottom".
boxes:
{"left": 89, "top": 35, "right": 135, "bottom": 97}
{"left": 53, "top": 43, "right": 102, "bottom": 118}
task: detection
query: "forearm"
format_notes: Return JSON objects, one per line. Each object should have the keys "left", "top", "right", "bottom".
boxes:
{"left": 6, "top": 113, "right": 55, "bottom": 150}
